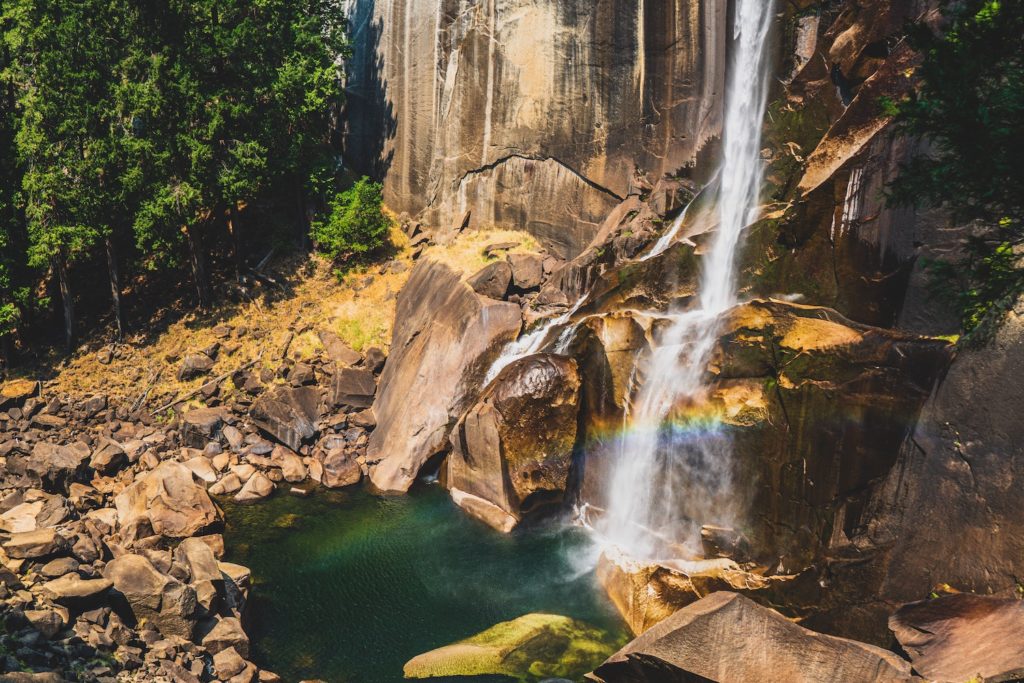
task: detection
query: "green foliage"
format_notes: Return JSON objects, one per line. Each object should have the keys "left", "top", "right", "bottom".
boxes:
{"left": 886, "top": 0, "right": 1024, "bottom": 336}
{"left": 311, "top": 178, "right": 391, "bottom": 264}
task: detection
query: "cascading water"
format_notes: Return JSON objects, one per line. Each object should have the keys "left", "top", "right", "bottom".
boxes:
{"left": 596, "top": 0, "right": 775, "bottom": 561}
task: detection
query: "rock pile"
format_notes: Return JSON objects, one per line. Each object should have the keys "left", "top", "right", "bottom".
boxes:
{"left": 0, "top": 333, "right": 384, "bottom": 680}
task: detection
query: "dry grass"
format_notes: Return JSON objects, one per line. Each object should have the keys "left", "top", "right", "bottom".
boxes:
{"left": 39, "top": 226, "right": 540, "bottom": 411}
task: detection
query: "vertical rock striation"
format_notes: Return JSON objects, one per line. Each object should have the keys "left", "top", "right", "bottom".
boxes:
{"left": 345, "top": 0, "right": 726, "bottom": 257}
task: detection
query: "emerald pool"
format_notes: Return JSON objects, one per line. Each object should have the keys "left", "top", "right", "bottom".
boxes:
{"left": 222, "top": 484, "right": 627, "bottom": 683}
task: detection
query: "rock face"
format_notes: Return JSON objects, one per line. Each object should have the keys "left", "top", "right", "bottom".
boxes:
{"left": 404, "top": 613, "right": 623, "bottom": 682}
{"left": 589, "top": 592, "right": 915, "bottom": 683}
{"left": 368, "top": 259, "right": 521, "bottom": 492}
{"left": 345, "top": 0, "right": 725, "bottom": 256}
{"left": 447, "top": 354, "right": 581, "bottom": 531}
{"left": 889, "top": 594, "right": 1024, "bottom": 683}
{"left": 114, "top": 462, "right": 221, "bottom": 543}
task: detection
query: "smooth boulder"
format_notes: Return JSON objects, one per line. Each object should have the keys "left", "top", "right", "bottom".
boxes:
{"left": 114, "top": 461, "right": 221, "bottom": 542}
{"left": 589, "top": 592, "right": 915, "bottom": 683}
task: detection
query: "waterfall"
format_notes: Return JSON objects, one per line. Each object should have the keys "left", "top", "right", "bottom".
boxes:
{"left": 596, "top": 0, "right": 775, "bottom": 561}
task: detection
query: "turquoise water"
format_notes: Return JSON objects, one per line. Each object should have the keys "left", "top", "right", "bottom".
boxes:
{"left": 222, "top": 485, "right": 626, "bottom": 683}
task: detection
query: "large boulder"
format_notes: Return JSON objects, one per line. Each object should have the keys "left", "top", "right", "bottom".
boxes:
{"left": 368, "top": 260, "right": 521, "bottom": 492}
{"left": 181, "top": 408, "right": 228, "bottom": 449}
{"left": 89, "top": 437, "right": 127, "bottom": 474}
{"left": 104, "top": 553, "right": 198, "bottom": 639}
{"left": 890, "top": 594, "right": 1024, "bottom": 683}
{"left": 466, "top": 261, "right": 512, "bottom": 299}
{"left": 404, "top": 613, "right": 623, "bottom": 681}
{"left": 2, "top": 527, "right": 67, "bottom": 560}
{"left": 589, "top": 592, "right": 915, "bottom": 683}
{"left": 114, "top": 461, "right": 221, "bottom": 542}
{"left": 447, "top": 354, "right": 580, "bottom": 531}
{"left": 330, "top": 368, "right": 377, "bottom": 410}
{"left": 250, "top": 386, "right": 321, "bottom": 451}
{"left": 6, "top": 442, "right": 91, "bottom": 493}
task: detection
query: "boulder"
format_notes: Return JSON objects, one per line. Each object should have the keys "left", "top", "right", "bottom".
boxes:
{"left": 104, "top": 553, "right": 198, "bottom": 639}
{"left": 889, "top": 594, "right": 1024, "bottom": 683}
{"left": 368, "top": 260, "right": 521, "bottom": 492}
{"left": 24, "top": 609, "right": 66, "bottom": 639}
{"left": 0, "top": 378, "right": 39, "bottom": 408}
{"left": 201, "top": 616, "right": 250, "bottom": 658}
{"left": 181, "top": 407, "right": 228, "bottom": 449}
{"left": 2, "top": 527, "right": 67, "bottom": 559}
{"left": 178, "top": 353, "right": 215, "bottom": 381}
{"left": 114, "top": 461, "right": 221, "bottom": 542}
{"left": 40, "top": 574, "right": 113, "bottom": 605}
{"left": 183, "top": 456, "right": 218, "bottom": 484}
{"left": 250, "top": 386, "right": 320, "bottom": 452}
{"left": 320, "top": 449, "right": 362, "bottom": 489}
{"left": 173, "top": 537, "right": 223, "bottom": 585}
{"left": 89, "top": 437, "right": 127, "bottom": 474}
{"left": 466, "top": 261, "right": 513, "bottom": 299}
{"left": 234, "top": 472, "right": 274, "bottom": 503}
{"left": 507, "top": 253, "right": 544, "bottom": 290}
{"left": 330, "top": 368, "right": 377, "bottom": 410}
{"left": 447, "top": 354, "right": 580, "bottom": 531}
{"left": 362, "top": 347, "right": 387, "bottom": 374}
{"left": 7, "top": 442, "right": 91, "bottom": 492}
{"left": 589, "top": 592, "right": 915, "bottom": 683}
{"left": 318, "top": 330, "right": 361, "bottom": 366}
{"left": 404, "top": 613, "right": 623, "bottom": 682}
{"left": 271, "top": 446, "right": 306, "bottom": 483}
{"left": 212, "top": 646, "right": 248, "bottom": 680}
{"left": 0, "top": 491, "right": 70, "bottom": 533}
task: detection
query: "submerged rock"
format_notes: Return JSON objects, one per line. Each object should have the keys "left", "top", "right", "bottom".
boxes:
{"left": 447, "top": 353, "right": 581, "bottom": 532}
{"left": 404, "top": 613, "right": 624, "bottom": 681}
{"left": 589, "top": 592, "right": 915, "bottom": 683}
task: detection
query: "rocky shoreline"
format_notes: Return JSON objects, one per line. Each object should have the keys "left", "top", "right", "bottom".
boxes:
{"left": 0, "top": 333, "right": 386, "bottom": 682}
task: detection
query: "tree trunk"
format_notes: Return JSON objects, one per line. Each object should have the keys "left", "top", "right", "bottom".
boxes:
{"left": 55, "top": 254, "right": 75, "bottom": 352}
{"left": 106, "top": 236, "right": 124, "bottom": 341}
{"left": 184, "top": 225, "right": 212, "bottom": 309}
{"left": 227, "top": 203, "right": 242, "bottom": 283}
{"left": 293, "top": 173, "right": 309, "bottom": 251}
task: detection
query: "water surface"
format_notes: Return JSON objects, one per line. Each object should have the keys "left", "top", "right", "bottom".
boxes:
{"left": 223, "top": 485, "right": 625, "bottom": 683}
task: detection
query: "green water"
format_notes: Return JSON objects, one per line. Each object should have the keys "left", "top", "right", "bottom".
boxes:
{"left": 222, "top": 485, "right": 626, "bottom": 683}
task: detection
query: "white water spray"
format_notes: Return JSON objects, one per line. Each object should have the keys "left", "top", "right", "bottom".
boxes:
{"left": 596, "top": 0, "right": 775, "bottom": 561}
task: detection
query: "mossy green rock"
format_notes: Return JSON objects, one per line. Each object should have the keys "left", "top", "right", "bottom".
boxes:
{"left": 403, "top": 613, "right": 625, "bottom": 681}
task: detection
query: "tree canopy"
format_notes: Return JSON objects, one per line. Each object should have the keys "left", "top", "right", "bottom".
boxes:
{"left": 886, "top": 0, "right": 1024, "bottom": 336}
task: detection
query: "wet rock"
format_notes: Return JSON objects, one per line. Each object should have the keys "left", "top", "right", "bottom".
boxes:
{"left": 507, "top": 253, "right": 544, "bottom": 290}
{"left": 104, "top": 554, "right": 197, "bottom": 639}
{"left": 368, "top": 260, "right": 521, "bottom": 492}
{"left": 178, "top": 353, "right": 215, "bottom": 381}
{"left": 589, "top": 592, "right": 915, "bottom": 683}
{"left": 466, "top": 261, "right": 512, "bottom": 299}
{"left": 330, "top": 368, "right": 376, "bottom": 410}
{"left": 234, "top": 472, "right": 274, "bottom": 503}
{"left": 250, "top": 386, "right": 320, "bottom": 452}
{"left": 447, "top": 354, "right": 580, "bottom": 531}
{"left": 320, "top": 449, "right": 361, "bottom": 489}
{"left": 405, "top": 613, "right": 622, "bottom": 681}
{"left": 889, "top": 594, "right": 1024, "bottom": 683}
{"left": 114, "top": 462, "right": 221, "bottom": 542}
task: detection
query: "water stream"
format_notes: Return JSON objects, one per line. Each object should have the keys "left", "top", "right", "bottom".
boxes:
{"left": 596, "top": 0, "right": 776, "bottom": 561}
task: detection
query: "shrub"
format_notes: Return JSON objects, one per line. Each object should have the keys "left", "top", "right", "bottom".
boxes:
{"left": 311, "top": 177, "right": 390, "bottom": 263}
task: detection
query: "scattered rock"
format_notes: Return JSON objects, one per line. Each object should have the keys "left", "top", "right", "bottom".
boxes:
{"left": 202, "top": 616, "right": 250, "bottom": 658}
{"left": 2, "top": 527, "right": 66, "bottom": 559}
{"left": 7, "top": 442, "right": 91, "bottom": 492}
{"left": 89, "top": 437, "right": 127, "bottom": 474}
{"left": 104, "top": 554, "right": 198, "bottom": 639}
{"left": 181, "top": 407, "right": 228, "bottom": 449}
{"left": 178, "top": 353, "right": 215, "bottom": 381}
{"left": 40, "top": 574, "right": 113, "bottom": 605}
{"left": 320, "top": 449, "right": 362, "bottom": 489}
{"left": 507, "top": 253, "right": 544, "bottom": 290}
